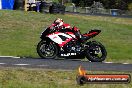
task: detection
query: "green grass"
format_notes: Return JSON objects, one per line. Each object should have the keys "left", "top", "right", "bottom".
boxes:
{"left": 0, "top": 67, "right": 131, "bottom": 88}
{"left": 0, "top": 10, "right": 132, "bottom": 63}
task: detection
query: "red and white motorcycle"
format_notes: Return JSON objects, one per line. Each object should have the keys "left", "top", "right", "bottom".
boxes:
{"left": 37, "top": 26, "right": 107, "bottom": 62}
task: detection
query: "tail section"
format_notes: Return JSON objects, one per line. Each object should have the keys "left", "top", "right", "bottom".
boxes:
{"left": 83, "top": 30, "right": 101, "bottom": 38}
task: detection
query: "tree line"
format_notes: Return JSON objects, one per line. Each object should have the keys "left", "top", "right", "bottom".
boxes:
{"left": 72, "top": 0, "right": 132, "bottom": 10}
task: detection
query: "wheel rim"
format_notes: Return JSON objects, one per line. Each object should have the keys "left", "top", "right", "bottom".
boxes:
{"left": 39, "top": 42, "right": 56, "bottom": 58}
{"left": 89, "top": 45, "right": 103, "bottom": 60}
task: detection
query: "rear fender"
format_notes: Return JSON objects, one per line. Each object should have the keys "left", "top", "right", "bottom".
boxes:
{"left": 86, "top": 41, "right": 100, "bottom": 47}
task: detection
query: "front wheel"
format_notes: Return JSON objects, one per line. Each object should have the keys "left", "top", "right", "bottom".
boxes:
{"left": 37, "top": 40, "right": 58, "bottom": 59}
{"left": 85, "top": 41, "right": 107, "bottom": 62}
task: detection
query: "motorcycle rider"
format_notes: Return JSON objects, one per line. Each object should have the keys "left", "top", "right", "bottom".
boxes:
{"left": 49, "top": 18, "right": 83, "bottom": 42}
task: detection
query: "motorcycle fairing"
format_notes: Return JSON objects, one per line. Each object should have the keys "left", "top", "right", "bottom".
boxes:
{"left": 47, "top": 32, "right": 75, "bottom": 47}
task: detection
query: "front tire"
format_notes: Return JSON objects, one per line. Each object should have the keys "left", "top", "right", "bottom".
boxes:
{"left": 85, "top": 41, "right": 107, "bottom": 62}
{"left": 37, "top": 40, "right": 58, "bottom": 59}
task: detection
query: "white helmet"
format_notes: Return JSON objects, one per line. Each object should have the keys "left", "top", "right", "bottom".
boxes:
{"left": 54, "top": 18, "right": 63, "bottom": 26}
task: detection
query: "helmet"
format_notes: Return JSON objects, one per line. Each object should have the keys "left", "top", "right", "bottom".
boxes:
{"left": 54, "top": 18, "right": 63, "bottom": 26}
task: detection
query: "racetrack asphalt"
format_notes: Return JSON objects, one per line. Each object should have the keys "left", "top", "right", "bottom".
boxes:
{"left": 0, "top": 57, "right": 132, "bottom": 72}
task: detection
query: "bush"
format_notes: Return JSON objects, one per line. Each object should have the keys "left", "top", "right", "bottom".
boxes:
{"left": 128, "top": 3, "right": 132, "bottom": 11}
{"left": 64, "top": 3, "right": 74, "bottom": 6}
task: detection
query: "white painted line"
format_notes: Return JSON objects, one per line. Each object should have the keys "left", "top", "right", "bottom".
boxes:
{"left": 0, "top": 56, "right": 20, "bottom": 58}
{"left": 122, "top": 63, "right": 129, "bottom": 64}
{"left": 104, "top": 62, "right": 113, "bottom": 63}
{"left": 12, "top": 56, "right": 20, "bottom": 58}
{"left": 37, "top": 65, "right": 48, "bottom": 67}
{"left": 0, "top": 63, "right": 6, "bottom": 65}
{"left": 104, "top": 62, "right": 130, "bottom": 64}
{"left": 14, "top": 64, "right": 30, "bottom": 66}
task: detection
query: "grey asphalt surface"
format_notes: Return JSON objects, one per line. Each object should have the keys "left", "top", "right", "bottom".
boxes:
{"left": 0, "top": 57, "right": 132, "bottom": 72}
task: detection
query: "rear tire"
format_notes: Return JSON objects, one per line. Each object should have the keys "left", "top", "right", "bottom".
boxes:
{"left": 37, "top": 40, "right": 58, "bottom": 59}
{"left": 85, "top": 41, "right": 107, "bottom": 62}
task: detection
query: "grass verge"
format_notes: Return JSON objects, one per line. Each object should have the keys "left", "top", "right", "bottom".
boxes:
{"left": 0, "top": 67, "right": 131, "bottom": 88}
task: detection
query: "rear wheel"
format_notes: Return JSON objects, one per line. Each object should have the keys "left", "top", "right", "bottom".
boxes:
{"left": 37, "top": 40, "right": 58, "bottom": 59}
{"left": 85, "top": 41, "right": 107, "bottom": 62}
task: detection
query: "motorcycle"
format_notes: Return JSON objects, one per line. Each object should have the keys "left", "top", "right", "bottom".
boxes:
{"left": 37, "top": 26, "right": 107, "bottom": 62}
